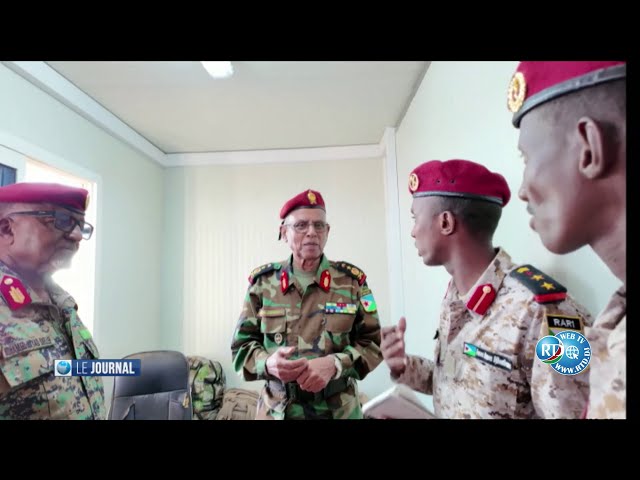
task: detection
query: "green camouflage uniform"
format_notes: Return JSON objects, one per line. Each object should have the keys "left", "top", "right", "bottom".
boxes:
{"left": 0, "top": 261, "right": 105, "bottom": 419}
{"left": 231, "top": 254, "right": 382, "bottom": 419}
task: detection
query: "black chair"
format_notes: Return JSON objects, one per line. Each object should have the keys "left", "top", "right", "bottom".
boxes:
{"left": 108, "top": 350, "right": 192, "bottom": 420}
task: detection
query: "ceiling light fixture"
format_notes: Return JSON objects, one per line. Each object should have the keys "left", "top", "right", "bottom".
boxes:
{"left": 201, "top": 61, "right": 234, "bottom": 79}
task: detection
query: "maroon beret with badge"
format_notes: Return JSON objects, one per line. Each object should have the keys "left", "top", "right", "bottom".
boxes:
{"left": 507, "top": 61, "right": 626, "bottom": 127}
{"left": 0, "top": 182, "right": 89, "bottom": 214}
{"left": 408, "top": 159, "right": 511, "bottom": 207}
{"left": 279, "top": 189, "right": 326, "bottom": 219}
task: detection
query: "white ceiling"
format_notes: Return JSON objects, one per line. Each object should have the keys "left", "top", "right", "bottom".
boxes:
{"left": 45, "top": 61, "right": 429, "bottom": 154}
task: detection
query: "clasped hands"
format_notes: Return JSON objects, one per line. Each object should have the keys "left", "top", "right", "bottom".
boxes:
{"left": 266, "top": 346, "right": 335, "bottom": 393}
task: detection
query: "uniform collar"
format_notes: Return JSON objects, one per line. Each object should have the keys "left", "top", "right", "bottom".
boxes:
{"left": 594, "top": 285, "right": 626, "bottom": 330}
{"left": 0, "top": 260, "right": 46, "bottom": 306}
{"left": 0, "top": 260, "right": 75, "bottom": 309}
{"left": 315, "top": 255, "right": 331, "bottom": 284}
{"left": 282, "top": 254, "right": 331, "bottom": 294}
{"left": 458, "top": 247, "right": 515, "bottom": 318}
{"left": 45, "top": 277, "right": 77, "bottom": 309}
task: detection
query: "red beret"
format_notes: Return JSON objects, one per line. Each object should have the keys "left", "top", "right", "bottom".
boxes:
{"left": 508, "top": 61, "right": 626, "bottom": 127}
{"left": 0, "top": 182, "right": 89, "bottom": 214}
{"left": 408, "top": 159, "right": 511, "bottom": 207}
{"left": 280, "top": 189, "right": 326, "bottom": 219}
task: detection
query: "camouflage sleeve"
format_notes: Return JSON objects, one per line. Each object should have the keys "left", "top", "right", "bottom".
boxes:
{"left": 586, "top": 319, "right": 626, "bottom": 419}
{"left": 392, "top": 355, "right": 434, "bottom": 395}
{"left": 523, "top": 298, "right": 592, "bottom": 419}
{"left": 230, "top": 287, "right": 270, "bottom": 382}
{"left": 333, "top": 282, "right": 383, "bottom": 381}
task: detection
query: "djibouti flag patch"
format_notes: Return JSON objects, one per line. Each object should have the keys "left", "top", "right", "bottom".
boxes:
{"left": 463, "top": 342, "right": 477, "bottom": 357}
{"left": 360, "top": 293, "right": 377, "bottom": 313}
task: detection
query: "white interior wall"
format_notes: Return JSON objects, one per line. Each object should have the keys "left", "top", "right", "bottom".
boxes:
{"left": 162, "top": 157, "right": 393, "bottom": 398}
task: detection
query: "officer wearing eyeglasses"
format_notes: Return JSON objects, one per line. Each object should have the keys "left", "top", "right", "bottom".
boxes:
{"left": 231, "top": 189, "right": 383, "bottom": 419}
{"left": 0, "top": 182, "right": 105, "bottom": 419}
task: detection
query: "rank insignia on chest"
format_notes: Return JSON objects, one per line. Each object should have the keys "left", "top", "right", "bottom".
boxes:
{"left": 545, "top": 313, "right": 584, "bottom": 336}
{"left": 325, "top": 302, "right": 357, "bottom": 314}
{"left": 465, "top": 284, "right": 496, "bottom": 315}
{"left": 319, "top": 269, "right": 331, "bottom": 292}
{"left": 0, "top": 275, "right": 32, "bottom": 310}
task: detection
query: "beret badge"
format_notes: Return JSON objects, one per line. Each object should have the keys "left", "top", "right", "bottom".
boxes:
{"left": 408, "top": 173, "right": 419, "bottom": 193}
{"left": 507, "top": 71, "right": 526, "bottom": 113}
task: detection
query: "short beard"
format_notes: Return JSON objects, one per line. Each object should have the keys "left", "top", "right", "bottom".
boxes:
{"left": 48, "top": 251, "right": 76, "bottom": 271}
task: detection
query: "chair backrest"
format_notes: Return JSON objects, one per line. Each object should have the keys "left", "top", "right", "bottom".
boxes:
{"left": 108, "top": 350, "right": 192, "bottom": 420}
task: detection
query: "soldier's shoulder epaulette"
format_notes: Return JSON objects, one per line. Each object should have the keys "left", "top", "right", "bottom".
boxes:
{"left": 248, "top": 262, "right": 281, "bottom": 285}
{"left": 509, "top": 264, "right": 567, "bottom": 304}
{"left": 0, "top": 274, "right": 32, "bottom": 310}
{"left": 331, "top": 261, "right": 367, "bottom": 286}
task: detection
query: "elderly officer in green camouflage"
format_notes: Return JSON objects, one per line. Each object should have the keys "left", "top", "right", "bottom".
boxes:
{"left": 0, "top": 182, "right": 105, "bottom": 419}
{"left": 382, "top": 160, "right": 593, "bottom": 419}
{"left": 231, "top": 189, "right": 383, "bottom": 419}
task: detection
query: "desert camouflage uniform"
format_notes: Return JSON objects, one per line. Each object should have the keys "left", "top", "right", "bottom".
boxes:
{"left": 0, "top": 261, "right": 105, "bottom": 419}
{"left": 393, "top": 248, "right": 592, "bottom": 419}
{"left": 231, "top": 254, "right": 382, "bottom": 419}
{"left": 585, "top": 287, "right": 625, "bottom": 419}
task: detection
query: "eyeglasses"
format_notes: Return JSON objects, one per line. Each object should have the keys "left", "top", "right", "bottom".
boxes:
{"left": 284, "top": 221, "right": 329, "bottom": 234}
{"left": 8, "top": 210, "right": 94, "bottom": 240}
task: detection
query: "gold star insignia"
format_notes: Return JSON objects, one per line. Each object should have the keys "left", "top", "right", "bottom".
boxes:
{"left": 532, "top": 274, "right": 543, "bottom": 281}
{"left": 517, "top": 267, "right": 530, "bottom": 273}
{"left": 541, "top": 282, "right": 555, "bottom": 291}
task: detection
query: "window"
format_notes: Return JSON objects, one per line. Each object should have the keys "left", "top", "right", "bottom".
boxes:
{"left": 0, "top": 163, "right": 17, "bottom": 186}
{"left": 24, "top": 158, "right": 97, "bottom": 334}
